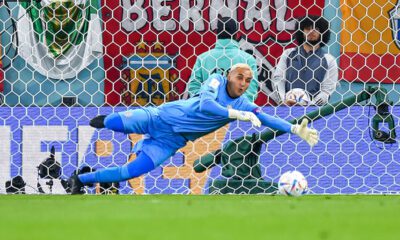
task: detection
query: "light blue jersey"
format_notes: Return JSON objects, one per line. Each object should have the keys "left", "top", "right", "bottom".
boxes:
{"left": 78, "top": 74, "right": 294, "bottom": 185}
{"left": 158, "top": 74, "right": 257, "bottom": 139}
{"left": 118, "top": 73, "right": 291, "bottom": 166}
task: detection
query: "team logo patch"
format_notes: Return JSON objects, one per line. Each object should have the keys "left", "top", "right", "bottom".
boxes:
{"left": 208, "top": 78, "right": 220, "bottom": 89}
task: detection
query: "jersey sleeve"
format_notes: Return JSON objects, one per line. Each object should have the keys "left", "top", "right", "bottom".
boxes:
{"left": 236, "top": 99, "right": 292, "bottom": 132}
{"left": 237, "top": 98, "right": 259, "bottom": 112}
{"left": 255, "top": 110, "right": 292, "bottom": 133}
{"left": 199, "top": 74, "right": 224, "bottom": 99}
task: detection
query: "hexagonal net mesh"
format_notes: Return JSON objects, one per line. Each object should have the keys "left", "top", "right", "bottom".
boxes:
{"left": 0, "top": 0, "right": 399, "bottom": 194}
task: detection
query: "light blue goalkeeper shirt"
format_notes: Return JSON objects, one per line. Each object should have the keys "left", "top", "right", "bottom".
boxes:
{"left": 158, "top": 74, "right": 253, "bottom": 137}
{"left": 157, "top": 74, "right": 292, "bottom": 141}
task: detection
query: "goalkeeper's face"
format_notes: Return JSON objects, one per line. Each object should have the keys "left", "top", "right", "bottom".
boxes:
{"left": 227, "top": 67, "right": 253, "bottom": 98}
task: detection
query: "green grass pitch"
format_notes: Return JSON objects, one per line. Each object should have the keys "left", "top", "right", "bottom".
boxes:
{"left": 0, "top": 195, "right": 399, "bottom": 240}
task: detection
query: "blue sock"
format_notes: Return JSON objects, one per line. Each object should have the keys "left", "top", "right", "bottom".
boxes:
{"left": 104, "top": 113, "right": 125, "bottom": 132}
{"left": 78, "top": 152, "right": 155, "bottom": 184}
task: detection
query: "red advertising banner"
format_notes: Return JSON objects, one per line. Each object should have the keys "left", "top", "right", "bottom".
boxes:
{"left": 102, "top": 0, "right": 324, "bottom": 106}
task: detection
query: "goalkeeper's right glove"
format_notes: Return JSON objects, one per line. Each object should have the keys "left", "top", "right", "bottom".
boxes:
{"left": 291, "top": 118, "right": 319, "bottom": 147}
{"left": 228, "top": 109, "right": 261, "bottom": 127}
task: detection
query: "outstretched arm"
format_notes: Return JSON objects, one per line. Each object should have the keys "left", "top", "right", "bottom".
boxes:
{"left": 199, "top": 90, "right": 262, "bottom": 127}
{"left": 253, "top": 109, "right": 292, "bottom": 132}
{"left": 199, "top": 89, "right": 229, "bottom": 117}
{"left": 198, "top": 76, "right": 261, "bottom": 127}
{"left": 254, "top": 109, "right": 319, "bottom": 147}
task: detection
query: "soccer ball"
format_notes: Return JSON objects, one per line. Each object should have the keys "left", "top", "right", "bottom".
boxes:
{"left": 278, "top": 170, "right": 308, "bottom": 197}
{"left": 285, "top": 88, "right": 310, "bottom": 106}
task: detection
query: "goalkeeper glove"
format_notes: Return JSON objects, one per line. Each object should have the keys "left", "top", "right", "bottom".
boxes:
{"left": 291, "top": 118, "right": 319, "bottom": 147}
{"left": 228, "top": 109, "right": 261, "bottom": 127}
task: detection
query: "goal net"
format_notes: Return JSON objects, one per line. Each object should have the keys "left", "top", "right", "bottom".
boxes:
{"left": 0, "top": 0, "right": 399, "bottom": 194}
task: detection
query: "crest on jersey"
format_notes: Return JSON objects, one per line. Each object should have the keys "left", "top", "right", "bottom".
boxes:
{"left": 209, "top": 78, "right": 220, "bottom": 89}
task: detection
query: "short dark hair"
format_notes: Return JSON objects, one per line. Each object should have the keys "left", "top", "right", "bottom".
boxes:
{"left": 294, "top": 15, "right": 331, "bottom": 47}
{"left": 217, "top": 17, "right": 238, "bottom": 40}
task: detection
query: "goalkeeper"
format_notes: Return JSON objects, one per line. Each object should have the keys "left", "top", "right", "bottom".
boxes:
{"left": 68, "top": 63, "right": 318, "bottom": 194}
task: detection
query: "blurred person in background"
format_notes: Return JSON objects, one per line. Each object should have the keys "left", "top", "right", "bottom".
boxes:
{"left": 186, "top": 17, "right": 259, "bottom": 102}
{"left": 272, "top": 15, "right": 338, "bottom": 106}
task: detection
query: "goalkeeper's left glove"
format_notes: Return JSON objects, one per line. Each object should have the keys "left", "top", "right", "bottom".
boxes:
{"left": 291, "top": 118, "right": 319, "bottom": 147}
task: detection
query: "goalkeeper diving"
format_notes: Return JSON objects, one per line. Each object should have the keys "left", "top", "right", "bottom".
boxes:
{"left": 68, "top": 63, "right": 319, "bottom": 194}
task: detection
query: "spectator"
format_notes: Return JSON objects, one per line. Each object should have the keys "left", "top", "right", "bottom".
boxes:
{"left": 272, "top": 15, "right": 338, "bottom": 106}
{"left": 186, "top": 17, "right": 259, "bottom": 102}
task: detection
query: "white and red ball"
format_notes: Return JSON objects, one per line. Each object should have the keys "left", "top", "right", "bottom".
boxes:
{"left": 285, "top": 88, "right": 310, "bottom": 106}
{"left": 278, "top": 170, "right": 309, "bottom": 197}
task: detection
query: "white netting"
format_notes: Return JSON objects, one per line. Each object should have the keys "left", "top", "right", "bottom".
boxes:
{"left": 0, "top": 0, "right": 399, "bottom": 194}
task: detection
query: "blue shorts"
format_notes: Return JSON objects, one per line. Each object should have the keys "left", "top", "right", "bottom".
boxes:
{"left": 118, "top": 107, "right": 187, "bottom": 167}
